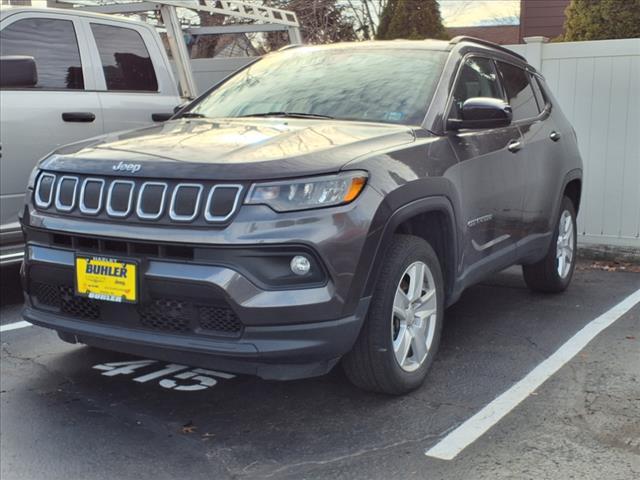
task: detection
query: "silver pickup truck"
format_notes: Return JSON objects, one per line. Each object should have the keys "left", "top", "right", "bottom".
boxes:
{"left": 0, "top": 6, "right": 183, "bottom": 264}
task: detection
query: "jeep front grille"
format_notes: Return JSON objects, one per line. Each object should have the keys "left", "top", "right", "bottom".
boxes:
{"left": 34, "top": 173, "right": 244, "bottom": 226}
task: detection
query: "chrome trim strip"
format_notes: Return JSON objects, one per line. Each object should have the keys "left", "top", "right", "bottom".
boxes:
{"left": 136, "top": 181, "right": 168, "bottom": 220}
{"left": 54, "top": 175, "right": 79, "bottom": 212}
{"left": 34, "top": 172, "right": 56, "bottom": 208}
{"left": 204, "top": 184, "right": 243, "bottom": 222}
{"left": 28, "top": 245, "right": 75, "bottom": 266}
{"left": 472, "top": 234, "right": 511, "bottom": 252}
{"left": 79, "top": 177, "right": 105, "bottom": 215}
{"left": 0, "top": 251, "right": 24, "bottom": 263}
{"left": 106, "top": 180, "right": 135, "bottom": 218}
{"left": 169, "top": 183, "right": 203, "bottom": 222}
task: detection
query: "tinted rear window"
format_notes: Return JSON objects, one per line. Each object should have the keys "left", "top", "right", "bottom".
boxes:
{"left": 496, "top": 61, "right": 540, "bottom": 121}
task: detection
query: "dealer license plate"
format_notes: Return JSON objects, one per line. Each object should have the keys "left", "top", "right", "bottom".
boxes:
{"left": 75, "top": 256, "right": 138, "bottom": 303}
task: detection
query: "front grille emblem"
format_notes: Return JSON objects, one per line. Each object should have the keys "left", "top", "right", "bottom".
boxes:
{"left": 112, "top": 161, "right": 142, "bottom": 173}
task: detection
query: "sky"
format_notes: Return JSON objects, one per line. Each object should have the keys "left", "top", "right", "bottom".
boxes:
{"left": 439, "top": 0, "right": 520, "bottom": 27}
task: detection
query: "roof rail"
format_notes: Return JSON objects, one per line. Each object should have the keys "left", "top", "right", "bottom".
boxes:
{"left": 449, "top": 36, "right": 527, "bottom": 62}
{"left": 278, "top": 44, "right": 304, "bottom": 52}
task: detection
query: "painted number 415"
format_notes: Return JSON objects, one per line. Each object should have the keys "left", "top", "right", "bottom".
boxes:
{"left": 93, "top": 360, "right": 235, "bottom": 391}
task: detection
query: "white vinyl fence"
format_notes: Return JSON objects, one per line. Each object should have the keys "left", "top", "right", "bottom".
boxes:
{"left": 507, "top": 37, "right": 640, "bottom": 249}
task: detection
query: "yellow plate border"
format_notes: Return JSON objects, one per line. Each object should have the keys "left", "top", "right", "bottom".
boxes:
{"left": 74, "top": 255, "right": 139, "bottom": 304}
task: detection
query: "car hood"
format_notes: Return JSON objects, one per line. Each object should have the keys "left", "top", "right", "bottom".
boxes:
{"left": 42, "top": 118, "right": 416, "bottom": 180}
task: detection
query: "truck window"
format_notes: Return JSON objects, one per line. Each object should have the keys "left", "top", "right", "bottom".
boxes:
{"left": 90, "top": 24, "right": 158, "bottom": 92}
{"left": 496, "top": 61, "right": 540, "bottom": 121}
{"left": 0, "top": 18, "right": 84, "bottom": 89}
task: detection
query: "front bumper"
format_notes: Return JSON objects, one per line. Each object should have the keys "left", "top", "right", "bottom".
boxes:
{"left": 22, "top": 243, "right": 369, "bottom": 380}
{"left": 23, "top": 305, "right": 366, "bottom": 380}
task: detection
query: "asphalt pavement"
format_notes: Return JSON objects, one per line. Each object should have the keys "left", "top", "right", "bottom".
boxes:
{"left": 1, "top": 262, "right": 639, "bottom": 480}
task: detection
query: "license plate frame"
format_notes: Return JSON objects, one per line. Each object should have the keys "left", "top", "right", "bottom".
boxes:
{"left": 75, "top": 255, "right": 138, "bottom": 304}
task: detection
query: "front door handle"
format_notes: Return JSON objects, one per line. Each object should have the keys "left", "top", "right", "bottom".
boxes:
{"left": 550, "top": 131, "right": 561, "bottom": 142}
{"left": 62, "top": 112, "right": 96, "bottom": 123}
{"left": 152, "top": 112, "right": 173, "bottom": 122}
{"left": 507, "top": 140, "right": 522, "bottom": 153}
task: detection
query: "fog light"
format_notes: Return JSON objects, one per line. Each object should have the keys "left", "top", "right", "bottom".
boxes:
{"left": 290, "top": 255, "right": 311, "bottom": 276}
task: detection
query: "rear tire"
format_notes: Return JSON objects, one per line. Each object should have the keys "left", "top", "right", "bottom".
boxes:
{"left": 523, "top": 196, "right": 577, "bottom": 293}
{"left": 342, "top": 234, "right": 444, "bottom": 395}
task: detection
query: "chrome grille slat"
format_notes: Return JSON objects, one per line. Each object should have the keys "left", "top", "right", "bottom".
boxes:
{"left": 136, "top": 181, "right": 168, "bottom": 220}
{"left": 34, "top": 172, "right": 56, "bottom": 208}
{"left": 79, "top": 178, "right": 105, "bottom": 215}
{"left": 205, "top": 184, "right": 243, "bottom": 222}
{"left": 106, "top": 180, "right": 135, "bottom": 218}
{"left": 34, "top": 173, "right": 243, "bottom": 224}
{"left": 169, "top": 183, "right": 203, "bottom": 222}
{"left": 54, "top": 175, "right": 79, "bottom": 212}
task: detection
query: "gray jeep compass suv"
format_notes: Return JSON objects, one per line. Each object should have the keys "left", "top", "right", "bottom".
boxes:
{"left": 20, "top": 37, "right": 583, "bottom": 394}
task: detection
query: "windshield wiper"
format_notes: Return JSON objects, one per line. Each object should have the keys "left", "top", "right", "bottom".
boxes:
{"left": 237, "top": 112, "right": 334, "bottom": 120}
{"left": 178, "top": 112, "right": 207, "bottom": 119}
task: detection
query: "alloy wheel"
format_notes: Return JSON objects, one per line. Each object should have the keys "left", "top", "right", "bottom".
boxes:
{"left": 556, "top": 209, "right": 574, "bottom": 278}
{"left": 391, "top": 261, "right": 438, "bottom": 372}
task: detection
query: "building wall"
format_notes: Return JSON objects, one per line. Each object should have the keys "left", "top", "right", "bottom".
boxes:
{"left": 519, "top": 0, "right": 570, "bottom": 41}
{"left": 508, "top": 38, "right": 640, "bottom": 248}
{"left": 446, "top": 25, "right": 519, "bottom": 45}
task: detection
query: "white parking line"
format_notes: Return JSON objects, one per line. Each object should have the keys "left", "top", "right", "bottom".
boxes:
{"left": 425, "top": 288, "right": 640, "bottom": 461}
{"left": 0, "top": 321, "right": 32, "bottom": 333}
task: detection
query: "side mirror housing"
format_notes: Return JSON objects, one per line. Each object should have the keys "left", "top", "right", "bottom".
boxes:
{"left": 448, "top": 97, "right": 513, "bottom": 130}
{"left": 0, "top": 56, "right": 37, "bottom": 88}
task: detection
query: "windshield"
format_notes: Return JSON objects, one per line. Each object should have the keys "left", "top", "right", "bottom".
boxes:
{"left": 190, "top": 47, "right": 448, "bottom": 126}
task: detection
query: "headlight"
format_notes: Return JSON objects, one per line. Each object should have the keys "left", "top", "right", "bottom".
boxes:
{"left": 245, "top": 171, "right": 367, "bottom": 212}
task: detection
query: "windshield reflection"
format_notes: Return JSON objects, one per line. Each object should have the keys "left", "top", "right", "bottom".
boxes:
{"left": 192, "top": 46, "right": 448, "bottom": 126}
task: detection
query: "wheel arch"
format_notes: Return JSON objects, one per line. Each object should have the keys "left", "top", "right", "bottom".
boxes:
{"left": 563, "top": 177, "right": 582, "bottom": 214}
{"left": 361, "top": 196, "right": 460, "bottom": 307}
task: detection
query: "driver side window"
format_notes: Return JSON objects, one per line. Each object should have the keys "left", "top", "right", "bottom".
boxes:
{"left": 450, "top": 57, "right": 503, "bottom": 120}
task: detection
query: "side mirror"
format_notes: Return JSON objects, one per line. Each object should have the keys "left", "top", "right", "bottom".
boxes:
{"left": 0, "top": 56, "right": 37, "bottom": 88}
{"left": 448, "top": 97, "right": 512, "bottom": 130}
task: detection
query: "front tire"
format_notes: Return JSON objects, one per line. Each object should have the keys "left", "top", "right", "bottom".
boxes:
{"left": 523, "top": 196, "right": 577, "bottom": 293}
{"left": 343, "top": 234, "right": 444, "bottom": 395}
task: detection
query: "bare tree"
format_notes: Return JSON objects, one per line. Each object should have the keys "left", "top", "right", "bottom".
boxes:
{"left": 342, "top": 0, "right": 389, "bottom": 39}
{"left": 264, "top": 0, "right": 357, "bottom": 47}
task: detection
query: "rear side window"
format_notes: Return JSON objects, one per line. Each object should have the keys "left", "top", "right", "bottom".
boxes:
{"left": 496, "top": 61, "right": 540, "bottom": 121}
{"left": 0, "top": 18, "right": 84, "bottom": 89}
{"left": 531, "top": 75, "right": 550, "bottom": 110}
{"left": 450, "top": 57, "right": 503, "bottom": 120}
{"left": 90, "top": 24, "right": 158, "bottom": 92}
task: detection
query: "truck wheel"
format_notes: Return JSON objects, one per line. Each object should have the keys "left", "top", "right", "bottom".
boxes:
{"left": 343, "top": 234, "right": 444, "bottom": 395}
{"left": 523, "top": 196, "right": 577, "bottom": 293}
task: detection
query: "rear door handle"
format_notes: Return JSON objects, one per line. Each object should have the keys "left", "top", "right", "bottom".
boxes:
{"left": 550, "top": 131, "right": 561, "bottom": 142}
{"left": 62, "top": 112, "right": 96, "bottom": 123}
{"left": 507, "top": 140, "right": 522, "bottom": 153}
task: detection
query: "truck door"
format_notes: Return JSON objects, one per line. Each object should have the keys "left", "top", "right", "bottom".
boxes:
{"left": 0, "top": 12, "right": 102, "bottom": 239}
{"left": 82, "top": 19, "right": 181, "bottom": 132}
